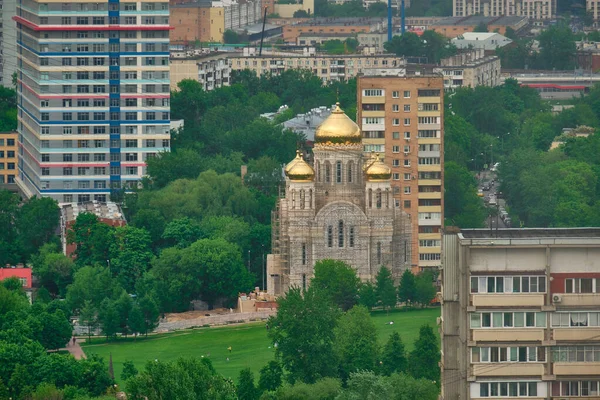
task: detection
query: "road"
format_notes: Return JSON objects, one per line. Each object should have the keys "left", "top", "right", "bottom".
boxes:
{"left": 477, "top": 169, "right": 509, "bottom": 229}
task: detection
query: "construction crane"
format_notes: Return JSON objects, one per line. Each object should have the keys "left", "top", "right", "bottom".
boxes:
{"left": 259, "top": 6, "right": 268, "bottom": 56}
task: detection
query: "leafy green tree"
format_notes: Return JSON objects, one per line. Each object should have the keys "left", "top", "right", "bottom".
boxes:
{"left": 67, "top": 213, "right": 113, "bottom": 268}
{"left": 128, "top": 303, "right": 145, "bottom": 339}
{"left": 245, "top": 156, "right": 284, "bottom": 196}
{"left": 98, "top": 299, "right": 119, "bottom": 341}
{"left": 161, "top": 217, "right": 202, "bottom": 248}
{"left": 444, "top": 162, "right": 486, "bottom": 228}
{"left": 114, "top": 291, "right": 133, "bottom": 336}
{"left": 397, "top": 269, "right": 417, "bottom": 306}
{"left": 109, "top": 226, "right": 154, "bottom": 292}
{"left": 380, "top": 332, "right": 407, "bottom": 376}
{"left": 66, "top": 266, "right": 124, "bottom": 312}
{"left": 537, "top": 24, "right": 577, "bottom": 70}
{"left": 0, "top": 190, "right": 21, "bottom": 265}
{"left": 474, "top": 22, "right": 488, "bottom": 32}
{"left": 78, "top": 354, "right": 114, "bottom": 396}
{"left": 238, "top": 368, "right": 259, "bottom": 400}
{"left": 126, "top": 358, "right": 236, "bottom": 400}
{"left": 78, "top": 300, "right": 98, "bottom": 343}
{"left": 121, "top": 360, "right": 138, "bottom": 381}
{"left": 258, "top": 360, "right": 283, "bottom": 393}
{"left": 35, "top": 309, "right": 72, "bottom": 350}
{"left": 311, "top": 259, "right": 360, "bottom": 311}
{"left": 421, "top": 30, "right": 457, "bottom": 63}
{"left": 337, "top": 371, "right": 438, "bottom": 400}
{"left": 415, "top": 270, "right": 437, "bottom": 307}
{"left": 146, "top": 149, "right": 204, "bottom": 189}
{"left": 333, "top": 305, "right": 378, "bottom": 381}
{"left": 137, "top": 295, "right": 160, "bottom": 337}
{"left": 269, "top": 378, "right": 341, "bottom": 399}
{"left": 375, "top": 266, "right": 397, "bottom": 310}
{"left": 0, "top": 283, "right": 29, "bottom": 315}
{"left": 32, "top": 243, "right": 75, "bottom": 297}
{"left": 16, "top": 196, "right": 60, "bottom": 261}
{"left": 267, "top": 287, "right": 340, "bottom": 384}
{"left": 384, "top": 33, "right": 423, "bottom": 58}
{"left": 223, "top": 29, "right": 241, "bottom": 44}
{"left": 130, "top": 209, "right": 166, "bottom": 249}
{"left": 408, "top": 325, "right": 440, "bottom": 386}
{"left": 358, "top": 282, "right": 377, "bottom": 310}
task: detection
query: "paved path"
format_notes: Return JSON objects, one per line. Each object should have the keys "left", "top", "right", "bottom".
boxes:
{"left": 60, "top": 337, "right": 87, "bottom": 360}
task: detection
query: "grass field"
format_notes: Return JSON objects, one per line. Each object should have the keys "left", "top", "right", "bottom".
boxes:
{"left": 81, "top": 307, "right": 439, "bottom": 385}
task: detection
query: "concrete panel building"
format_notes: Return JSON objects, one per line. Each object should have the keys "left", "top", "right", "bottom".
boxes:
{"left": 442, "top": 228, "right": 600, "bottom": 399}
{"left": 1, "top": 0, "right": 17, "bottom": 87}
{"left": 434, "top": 49, "right": 502, "bottom": 89}
{"left": 15, "top": 0, "right": 171, "bottom": 203}
{"left": 230, "top": 49, "right": 403, "bottom": 83}
{"left": 453, "top": 0, "right": 555, "bottom": 20}
{"left": 170, "top": 52, "right": 231, "bottom": 91}
{"left": 357, "top": 75, "right": 444, "bottom": 272}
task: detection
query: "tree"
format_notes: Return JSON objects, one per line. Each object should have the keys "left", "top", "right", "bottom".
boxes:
{"left": 337, "top": 371, "right": 438, "bottom": 400}
{"left": 421, "top": 30, "right": 457, "bottom": 63}
{"left": 267, "top": 287, "right": 340, "bottom": 384}
{"left": 358, "top": 282, "right": 377, "bottom": 310}
{"left": 35, "top": 309, "right": 72, "bottom": 350}
{"left": 537, "top": 24, "right": 576, "bottom": 70}
{"left": 408, "top": 325, "right": 440, "bottom": 385}
{"left": 293, "top": 9, "right": 309, "bottom": 17}
{"left": 67, "top": 213, "right": 113, "bottom": 268}
{"left": 237, "top": 368, "right": 259, "bottom": 400}
{"left": 311, "top": 259, "right": 360, "bottom": 311}
{"left": 380, "top": 332, "right": 407, "bottom": 376}
{"left": 126, "top": 358, "right": 236, "bottom": 400}
{"left": 66, "top": 266, "right": 123, "bottom": 312}
{"left": 384, "top": 33, "right": 423, "bottom": 58}
{"left": 78, "top": 300, "right": 98, "bottom": 343}
{"left": 109, "top": 226, "right": 154, "bottom": 292}
{"left": 121, "top": 360, "right": 138, "bottom": 381}
{"left": 397, "top": 269, "right": 417, "bottom": 306}
{"left": 0, "top": 190, "right": 22, "bottom": 265}
{"left": 128, "top": 303, "right": 145, "bottom": 339}
{"left": 137, "top": 295, "right": 160, "bottom": 337}
{"left": 16, "top": 196, "right": 60, "bottom": 261}
{"left": 444, "top": 161, "right": 486, "bottom": 228}
{"left": 32, "top": 243, "right": 75, "bottom": 298}
{"left": 474, "top": 22, "right": 488, "bottom": 32}
{"left": 375, "top": 266, "right": 397, "bottom": 310}
{"left": 415, "top": 270, "right": 437, "bottom": 307}
{"left": 333, "top": 305, "right": 379, "bottom": 381}
{"left": 223, "top": 29, "right": 240, "bottom": 44}
{"left": 78, "top": 354, "right": 114, "bottom": 396}
{"left": 98, "top": 299, "right": 120, "bottom": 341}
{"left": 269, "top": 378, "right": 341, "bottom": 399}
{"left": 146, "top": 149, "right": 204, "bottom": 189}
{"left": 258, "top": 360, "right": 283, "bottom": 393}
{"left": 161, "top": 217, "right": 202, "bottom": 249}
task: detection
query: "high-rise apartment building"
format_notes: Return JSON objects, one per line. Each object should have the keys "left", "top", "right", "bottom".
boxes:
{"left": 0, "top": 131, "right": 18, "bottom": 185}
{"left": 442, "top": 228, "right": 600, "bottom": 399}
{"left": 357, "top": 75, "right": 444, "bottom": 272}
{"left": 14, "top": 0, "right": 171, "bottom": 202}
{"left": 1, "top": 0, "right": 17, "bottom": 87}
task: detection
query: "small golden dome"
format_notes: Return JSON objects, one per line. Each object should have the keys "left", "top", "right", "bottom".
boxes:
{"left": 284, "top": 150, "right": 302, "bottom": 174}
{"left": 286, "top": 154, "right": 315, "bottom": 182}
{"left": 365, "top": 154, "right": 391, "bottom": 182}
{"left": 362, "top": 151, "right": 377, "bottom": 172}
{"left": 314, "top": 103, "right": 361, "bottom": 144}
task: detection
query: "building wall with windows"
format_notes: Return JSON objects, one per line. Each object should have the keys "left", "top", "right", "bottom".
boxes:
{"left": 230, "top": 53, "right": 404, "bottom": 83}
{"left": 357, "top": 76, "right": 444, "bottom": 273}
{"left": 442, "top": 228, "right": 600, "bottom": 399}
{"left": 0, "top": 131, "right": 18, "bottom": 185}
{"left": 2, "top": 0, "right": 18, "bottom": 87}
{"left": 170, "top": 53, "right": 231, "bottom": 91}
{"left": 434, "top": 49, "right": 502, "bottom": 89}
{"left": 15, "top": 0, "right": 171, "bottom": 203}
{"left": 453, "top": 0, "right": 554, "bottom": 20}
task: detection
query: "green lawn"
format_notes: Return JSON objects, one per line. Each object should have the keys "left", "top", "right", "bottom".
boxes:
{"left": 81, "top": 307, "right": 439, "bottom": 385}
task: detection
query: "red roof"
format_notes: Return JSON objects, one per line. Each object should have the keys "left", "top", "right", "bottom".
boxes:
{"left": 0, "top": 268, "right": 32, "bottom": 289}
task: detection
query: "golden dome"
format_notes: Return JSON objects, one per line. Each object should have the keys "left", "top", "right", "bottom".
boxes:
{"left": 284, "top": 150, "right": 302, "bottom": 174}
{"left": 314, "top": 103, "right": 361, "bottom": 144}
{"left": 286, "top": 153, "right": 315, "bottom": 182}
{"left": 362, "top": 151, "right": 377, "bottom": 172}
{"left": 365, "top": 154, "right": 391, "bottom": 182}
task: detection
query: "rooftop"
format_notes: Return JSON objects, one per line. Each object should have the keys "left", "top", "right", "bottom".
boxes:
{"left": 459, "top": 228, "right": 600, "bottom": 239}
{"left": 291, "top": 17, "right": 385, "bottom": 27}
{"left": 61, "top": 201, "right": 126, "bottom": 224}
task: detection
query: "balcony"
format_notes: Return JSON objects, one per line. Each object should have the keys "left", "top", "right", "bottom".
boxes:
{"left": 553, "top": 328, "right": 600, "bottom": 342}
{"left": 418, "top": 191, "right": 442, "bottom": 199}
{"left": 553, "top": 362, "right": 600, "bottom": 376}
{"left": 558, "top": 293, "right": 600, "bottom": 308}
{"left": 472, "top": 363, "right": 545, "bottom": 377}
{"left": 418, "top": 205, "right": 441, "bottom": 213}
{"left": 361, "top": 96, "right": 385, "bottom": 104}
{"left": 473, "top": 328, "right": 545, "bottom": 342}
{"left": 361, "top": 110, "right": 385, "bottom": 118}
{"left": 417, "top": 96, "right": 441, "bottom": 103}
{"left": 419, "top": 179, "right": 441, "bottom": 186}
{"left": 472, "top": 294, "right": 545, "bottom": 308}
{"left": 417, "top": 111, "right": 441, "bottom": 118}
{"left": 417, "top": 164, "right": 442, "bottom": 172}
{"left": 419, "top": 218, "right": 442, "bottom": 226}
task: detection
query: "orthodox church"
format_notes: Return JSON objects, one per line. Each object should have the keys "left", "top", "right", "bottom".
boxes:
{"left": 267, "top": 103, "right": 412, "bottom": 296}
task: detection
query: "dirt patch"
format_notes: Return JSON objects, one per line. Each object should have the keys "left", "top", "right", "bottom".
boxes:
{"left": 164, "top": 308, "right": 233, "bottom": 322}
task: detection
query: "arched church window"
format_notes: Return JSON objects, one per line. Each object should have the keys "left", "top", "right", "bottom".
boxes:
{"left": 327, "top": 226, "right": 333, "bottom": 247}
{"left": 376, "top": 189, "right": 382, "bottom": 209}
{"left": 302, "top": 243, "right": 307, "bottom": 265}
{"left": 377, "top": 241, "right": 382, "bottom": 265}
{"left": 385, "top": 188, "right": 390, "bottom": 208}
{"left": 349, "top": 227, "right": 355, "bottom": 247}
{"left": 368, "top": 189, "right": 372, "bottom": 208}
{"left": 302, "top": 274, "right": 307, "bottom": 291}
{"left": 347, "top": 161, "right": 353, "bottom": 183}
{"left": 300, "top": 190, "right": 305, "bottom": 209}
{"left": 325, "top": 162, "right": 331, "bottom": 183}
{"left": 291, "top": 189, "right": 296, "bottom": 209}
{"left": 316, "top": 162, "right": 321, "bottom": 182}
{"left": 308, "top": 189, "right": 313, "bottom": 209}
{"left": 338, "top": 220, "right": 344, "bottom": 247}
{"left": 336, "top": 161, "right": 342, "bottom": 183}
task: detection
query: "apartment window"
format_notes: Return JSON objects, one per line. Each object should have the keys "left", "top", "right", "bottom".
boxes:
{"left": 393, "top": 132, "right": 400, "bottom": 139}
{"left": 403, "top": 90, "right": 410, "bottom": 98}
{"left": 418, "top": 89, "right": 441, "bottom": 97}
{"left": 41, "top": 113, "right": 49, "bottom": 121}
{"left": 479, "top": 382, "right": 538, "bottom": 397}
{"left": 471, "top": 312, "right": 546, "bottom": 329}
{"left": 419, "top": 240, "right": 441, "bottom": 247}
{"left": 551, "top": 312, "right": 600, "bottom": 328}
{"left": 404, "top": 132, "right": 411, "bottom": 139}
{"left": 63, "top": 112, "right": 72, "bottom": 121}
{"left": 93, "top": 153, "right": 105, "bottom": 161}
{"left": 565, "top": 278, "right": 599, "bottom": 293}
{"left": 392, "top": 91, "right": 399, "bottom": 98}
{"left": 94, "top": 181, "right": 106, "bottom": 189}
{"left": 125, "top": 153, "right": 138, "bottom": 162}
{"left": 403, "top": 118, "right": 411, "bottom": 126}
{"left": 125, "top": 167, "right": 138, "bottom": 175}
{"left": 470, "top": 276, "right": 547, "bottom": 294}
{"left": 63, "top": 167, "right": 73, "bottom": 176}
{"left": 404, "top": 160, "right": 411, "bottom": 167}
{"left": 77, "top": 154, "right": 90, "bottom": 162}
{"left": 392, "top": 146, "right": 400, "bottom": 153}
{"left": 404, "top": 105, "right": 411, "bottom": 112}
{"left": 363, "top": 89, "right": 383, "bottom": 96}
{"left": 404, "top": 186, "right": 411, "bottom": 195}
{"left": 94, "top": 167, "right": 106, "bottom": 175}
{"left": 473, "top": 347, "right": 545, "bottom": 363}
{"left": 392, "top": 104, "right": 399, "bottom": 112}
{"left": 41, "top": 167, "right": 50, "bottom": 176}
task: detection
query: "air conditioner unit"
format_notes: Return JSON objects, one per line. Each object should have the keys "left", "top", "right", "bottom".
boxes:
{"left": 553, "top": 294, "right": 562, "bottom": 303}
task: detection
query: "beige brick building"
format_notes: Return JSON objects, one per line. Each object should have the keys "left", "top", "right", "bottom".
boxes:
{"left": 357, "top": 75, "right": 444, "bottom": 273}
{"left": 0, "top": 131, "right": 17, "bottom": 186}
{"left": 453, "top": 0, "right": 555, "bottom": 20}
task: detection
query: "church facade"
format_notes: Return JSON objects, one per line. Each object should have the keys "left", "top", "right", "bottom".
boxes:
{"left": 267, "top": 103, "right": 412, "bottom": 296}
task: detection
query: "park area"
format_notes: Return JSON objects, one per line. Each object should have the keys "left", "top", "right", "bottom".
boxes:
{"left": 81, "top": 307, "right": 439, "bottom": 385}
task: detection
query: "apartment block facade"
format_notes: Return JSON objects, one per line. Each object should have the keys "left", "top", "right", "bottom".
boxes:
{"left": 442, "top": 228, "right": 600, "bottom": 399}
{"left": 230, "top": 51, "right": 403, "bottom": 83}
{"left": 15, "top": 0, "right": 171, "bottom": 202}
{"left": 0, "top": 131, "right": 18, "bottom": 184}
{"left": 170, "top": 52, "right": 231, "bottom": 91}
{"left": 357, "top": 76, "right": 444, "bottom": 272}
{"left": 453, "top": 0, "right": 555, "bottom": 20}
